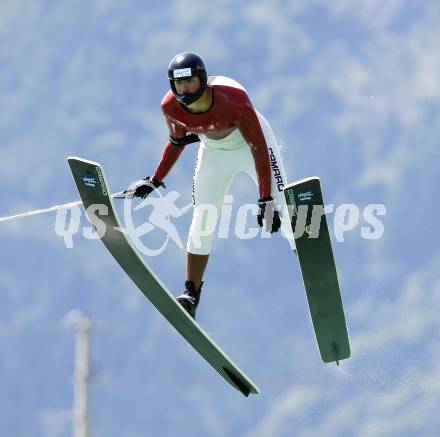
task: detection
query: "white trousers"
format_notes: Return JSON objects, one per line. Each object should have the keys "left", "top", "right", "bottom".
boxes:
{"left": 187, "top": 111, "right": 295, "bottom": 255}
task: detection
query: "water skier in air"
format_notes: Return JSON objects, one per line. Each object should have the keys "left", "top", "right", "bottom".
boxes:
{"left": 127, "top": 52, "right": 293, "bottom": 318}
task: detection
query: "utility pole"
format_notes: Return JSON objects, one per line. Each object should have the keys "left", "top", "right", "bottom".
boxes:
{"left": 64, "top": 310, "right": 93, "bottom": 437}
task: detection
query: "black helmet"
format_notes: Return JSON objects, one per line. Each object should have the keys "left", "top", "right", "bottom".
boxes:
{"left": 168, "top": 52, "right": 208, "bottom": 105}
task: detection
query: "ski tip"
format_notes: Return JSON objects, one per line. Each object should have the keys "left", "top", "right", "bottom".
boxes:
{"left": 67, "top": 156, "right": 101, "bottom": 167}
{"left": 283, "top": 176, "right": 320, "bottom": 191}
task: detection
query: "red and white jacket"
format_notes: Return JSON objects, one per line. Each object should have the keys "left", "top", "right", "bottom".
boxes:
{"left": 154, "top": 76, "right": 272, "bottom": 199}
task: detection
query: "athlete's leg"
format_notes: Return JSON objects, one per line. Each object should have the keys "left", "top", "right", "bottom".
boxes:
{"left": 179, "top": 144, "right": 235, "bottom": 317}
{"left": 187, "top": 144, "right": 235, "bottom": 256}
{"left": 187, "top": 252, "right": 209, "bottom": 290}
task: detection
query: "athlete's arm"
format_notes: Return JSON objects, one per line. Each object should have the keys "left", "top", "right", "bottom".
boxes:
{"left": 236, "top": 96, "right": 272, "bottom": 200}
{"left": 153, "top": 116, "right": 191, "bottom": 182}
{"left": 153, "top": 141, "right": 185, "bottom": 182}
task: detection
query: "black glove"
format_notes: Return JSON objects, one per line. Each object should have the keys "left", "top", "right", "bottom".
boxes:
{"left": 257, "top": 196, "right": 281, "bottom": 233}
{"left": 124, "top": 176, "right": 165, "bottom": 199}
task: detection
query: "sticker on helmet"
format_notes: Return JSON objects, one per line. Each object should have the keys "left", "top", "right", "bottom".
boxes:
{"left": 173, "top": 68, "right": 192, "bottom": 79}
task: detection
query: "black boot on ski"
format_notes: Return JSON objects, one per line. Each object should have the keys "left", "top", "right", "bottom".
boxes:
{"left": 176, "top": 280, "right": 203, "bottom": 319}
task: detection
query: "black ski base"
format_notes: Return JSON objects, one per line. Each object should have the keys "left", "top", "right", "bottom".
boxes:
{"left": 332, "top": 342, "right": 340, "bottom": 366}
{"left": 223, "top": 367, "right": 251, "bottom": 397}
